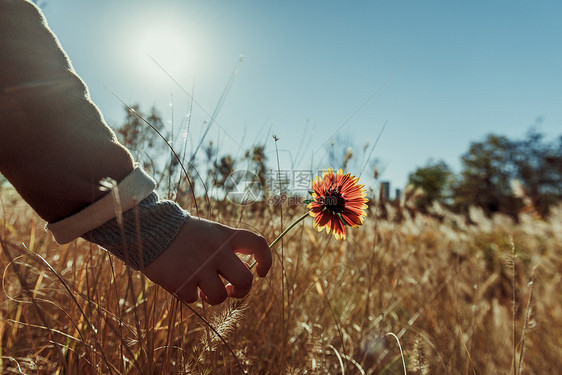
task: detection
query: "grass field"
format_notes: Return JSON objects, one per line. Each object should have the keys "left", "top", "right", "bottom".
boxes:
{"left": 0, "top": 187, "right": 560, "bottom": 374}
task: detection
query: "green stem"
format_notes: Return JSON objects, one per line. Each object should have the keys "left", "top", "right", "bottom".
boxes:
{"left": 249, "top": 209, "right": 312, "bottom": 269}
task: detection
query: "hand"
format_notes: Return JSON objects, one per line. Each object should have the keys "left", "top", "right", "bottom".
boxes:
{"left": 143, "top": 217, "right": 272, "bottom": 305}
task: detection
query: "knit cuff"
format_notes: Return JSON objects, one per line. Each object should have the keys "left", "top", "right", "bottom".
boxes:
{"left": 81, "top": 192, "right": 190, "bottom": 270}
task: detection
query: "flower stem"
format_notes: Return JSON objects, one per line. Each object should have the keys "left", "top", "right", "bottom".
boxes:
{"left": 249, "top": 209, "right": 312, "bottom": 269}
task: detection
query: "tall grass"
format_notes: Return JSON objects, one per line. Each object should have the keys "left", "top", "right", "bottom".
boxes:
{"left": 1, "top": 184, "right": 560, "bottom": 374}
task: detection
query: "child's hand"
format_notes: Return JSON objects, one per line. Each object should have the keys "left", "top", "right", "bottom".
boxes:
{"left": 143, "top": 217, "right": 272, "bottom": 305}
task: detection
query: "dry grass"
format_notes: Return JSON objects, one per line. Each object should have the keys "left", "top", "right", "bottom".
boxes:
{"left": 0, "top": 187, "right": 561, "bottom": 374}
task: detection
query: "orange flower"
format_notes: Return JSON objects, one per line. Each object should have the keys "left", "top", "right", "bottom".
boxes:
{"left": 308, "top": 168, "right": 368, "bottom": 240}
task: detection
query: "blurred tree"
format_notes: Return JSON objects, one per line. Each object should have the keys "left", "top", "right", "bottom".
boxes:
{"left": 452, "top": 134, "right": 520, "bottom": 216}
{"left": 115, "top": 104, "right": 172, "bottom": 187}
{"left": 511, "top": 131, "right": 562, "bottom": 215}
{"left": 244, "top": 145, "right": 267, "bottom": 194}
{"left": 113, "top": 104, "right": 256, "bottom": 202}
{"left": 407, "top": 160, "right": 452, "bottom": 210}
{"left": 451, "top": 131, "right": 562, "bottom": 217}
{"left": 211, "top": 155, "right": 236, "bottom": 189}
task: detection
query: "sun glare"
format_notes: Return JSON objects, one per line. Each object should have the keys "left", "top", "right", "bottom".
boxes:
{"left": 112, "top": 5, "right": 218, "bottom": 89}
{"left": 130, "top": 24, "right": 194, "bottom": 83}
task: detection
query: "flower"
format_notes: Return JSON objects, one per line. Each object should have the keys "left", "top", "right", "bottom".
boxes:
{"left": 308, "top": 168, "right": 368, "bottom": 240}
{"left": 250, "top": 168, "right": 368, "bottom": 270}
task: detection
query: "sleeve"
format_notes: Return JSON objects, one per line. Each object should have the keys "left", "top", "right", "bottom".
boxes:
{"left": 0, "top": 0, "right": 190, "bottom": 269}
{"left": 0, "top": 0, "right": 135, "bottom": 222}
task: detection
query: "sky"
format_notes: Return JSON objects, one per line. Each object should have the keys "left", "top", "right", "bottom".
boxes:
{"left": 39, "top": 0, "right": 562, "bottom": 194}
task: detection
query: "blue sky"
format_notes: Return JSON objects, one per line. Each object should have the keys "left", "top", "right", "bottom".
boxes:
{"left": 40, "top": 0, "right": 562, "bottom": 193}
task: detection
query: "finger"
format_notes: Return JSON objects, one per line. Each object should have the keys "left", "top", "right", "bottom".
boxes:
{"left": 218, "top": 253, "right": 253, "bottom": 298}
{"left": 174, "top": 280, "right": 199, "bottom": 304}
{"left": 225, "top": 282, "right": 250, "bottom": 299}
{"left": 198, "top": 273, "right": 228, "bottom": 305}
{"left": 230, "top": 230, "right": 272, "bottom": 278}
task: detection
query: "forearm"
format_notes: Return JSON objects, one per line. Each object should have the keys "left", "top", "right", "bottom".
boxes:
{"left": 0, "top": 0, "right": 133, "bottom": 222}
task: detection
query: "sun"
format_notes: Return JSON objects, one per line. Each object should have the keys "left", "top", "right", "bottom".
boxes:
{"left": 129, "top": 24, "right": 194, "bottom": 83}
{"left": 113, "top": 5, "right": 216, "bottom": 87}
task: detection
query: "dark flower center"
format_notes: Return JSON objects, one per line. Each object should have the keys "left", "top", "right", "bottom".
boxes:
{"left": 322, "top": 188, "right": 345, "bottom": 213}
